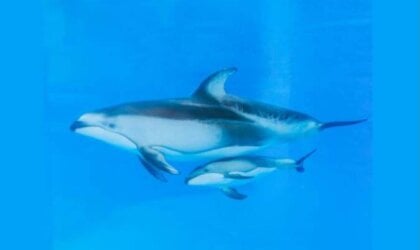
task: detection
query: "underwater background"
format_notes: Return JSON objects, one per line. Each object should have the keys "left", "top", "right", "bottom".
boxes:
{"left": 44, "top": 0, "right": 371, "bottom": 250}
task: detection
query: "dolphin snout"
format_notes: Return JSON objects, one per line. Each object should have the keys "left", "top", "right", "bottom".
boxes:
{"left": 184, "top": 175, "right": 205, "bottom": 186}
{"left": 70, "top": 120, "right": 89, "bottom": 132}
{"left": 184, "top": 177, "right": 192, "bottom": 185}
{"left": 185, "top": 175, "right": 200, "bottom": 185}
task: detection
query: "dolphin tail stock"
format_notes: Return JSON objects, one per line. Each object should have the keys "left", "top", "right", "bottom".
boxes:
{"left": 295, "top": 149, "right": 317, "bottom": 173}
{"left": 319, "top": 118, "right": 368, "bottom": 131}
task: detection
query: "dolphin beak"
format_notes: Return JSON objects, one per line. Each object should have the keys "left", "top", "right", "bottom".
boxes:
{"left": 184, "top": 177, "right": 191, "bottom": 185}
{"left": 70, "top": 120, "right": 89, "bottom": 132}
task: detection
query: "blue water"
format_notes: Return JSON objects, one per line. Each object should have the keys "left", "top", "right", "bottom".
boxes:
{"left": 45, "top": 1, "right": 371, "bottom": 249}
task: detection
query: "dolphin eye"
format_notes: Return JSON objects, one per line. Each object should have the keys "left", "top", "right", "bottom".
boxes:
{"left": 103, "top": 122, "right": 116, "bottom": 129}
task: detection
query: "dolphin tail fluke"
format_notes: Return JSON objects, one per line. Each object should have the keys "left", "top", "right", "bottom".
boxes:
{"left": 295, "top": 149, "right": 317, "bottom": 173}
{"left": 319, "top": 118, "right": 368, "bottom": 131}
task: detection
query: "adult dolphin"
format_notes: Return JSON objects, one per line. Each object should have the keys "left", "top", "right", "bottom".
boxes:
{"left": 71, "top": 100, "right": 272, "bottom": 182}
{"left": 71, "top": 68, "right": 365, "bottom": 181}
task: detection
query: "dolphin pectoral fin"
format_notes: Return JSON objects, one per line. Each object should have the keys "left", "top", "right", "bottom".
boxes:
{"left": 139, "top": 157, "right": 167, "bottom": 182}
{"left": 225, "top": 173, "right": 254, "bottom": 180}
{"left": 139, "top": 146, "right": 180, "bottom": 175}
{"left": 220, "top": 187, "right": 247, "bottom": 200}
{"left": 192, "top": 67, "right": 237, "bottom": 103}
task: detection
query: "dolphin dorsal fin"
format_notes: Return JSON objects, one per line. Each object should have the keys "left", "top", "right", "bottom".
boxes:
{"left": 192, "top": 67, "right": 237, "bottom": 103}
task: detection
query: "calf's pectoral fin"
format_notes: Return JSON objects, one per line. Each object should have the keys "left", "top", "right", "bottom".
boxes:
{"left": 220, "top": 187, "right": 247, "bottom": 200}
{"left": 139, "top": 146, "right": 180, "bottom": 175}
{"left": 138, "top": 157, "right": 167, "bottom": 182}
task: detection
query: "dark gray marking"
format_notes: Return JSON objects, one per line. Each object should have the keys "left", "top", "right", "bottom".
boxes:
{"left": 225, "top": 173, "right": 254, "bottom": 180}
{"left": 221, "top": 96, "right": 315, "bottom": 124}
{"left": 98, "top": 99, "right": 252, "bottom": 122}
{"left": 219, "top": 121, "right": 273, "bottom": 147}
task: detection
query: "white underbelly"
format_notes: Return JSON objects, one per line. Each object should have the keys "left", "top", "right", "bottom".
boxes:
{"left": 245, "top": 167, "right": 276, "bottom": 176}
{"left": 119, "top": 116, "right": 224, "bottom": 153}
{"left": 188, "top": 173, "right": 247, "bottom": 187}
{"left": 75, "top": 126, "right": 139, "bottom": 153}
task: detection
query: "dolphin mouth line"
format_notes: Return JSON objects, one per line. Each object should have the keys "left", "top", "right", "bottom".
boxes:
{"left": 70, "top": 121, "right": 107, "bottom": 132}
{"left": 70, "top": 121, "right": 86, "bottom": 131}
{"left": 70, "top": 121, "right": 95, "bottom": 132}
{"left": 69, "top": 120, "right": 147, "bottom": 151}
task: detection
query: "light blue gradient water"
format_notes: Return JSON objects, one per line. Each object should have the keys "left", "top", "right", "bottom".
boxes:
{"left": 45, "top": 1, "right": 371, "bottom": 249}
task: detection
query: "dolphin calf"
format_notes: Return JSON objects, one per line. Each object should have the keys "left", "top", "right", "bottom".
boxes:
{"left": 71, "top": 67, "right": 365, "bottom": 181}
{"left": 185, "top": 150, "right": 317, "bottom": 200}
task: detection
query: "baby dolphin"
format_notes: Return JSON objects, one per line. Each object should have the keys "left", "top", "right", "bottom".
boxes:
{"left": 185, "top": 150, "right": 317, "bottom": 200}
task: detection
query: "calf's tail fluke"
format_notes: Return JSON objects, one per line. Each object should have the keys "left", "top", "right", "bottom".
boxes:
{"left": 295, "top": 149, "right": 317, "bottom": 173}
{"left": 319, "top": 118, "right": 368, "bottom": 131}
